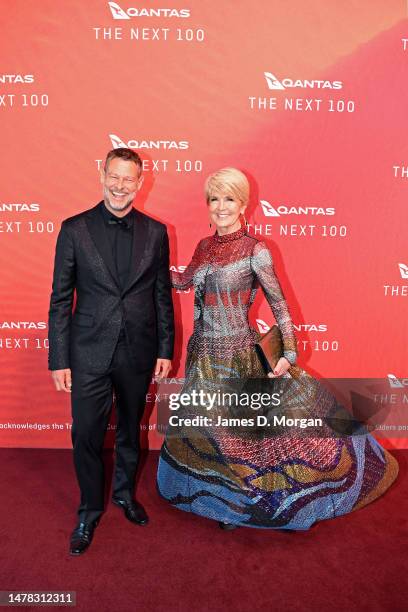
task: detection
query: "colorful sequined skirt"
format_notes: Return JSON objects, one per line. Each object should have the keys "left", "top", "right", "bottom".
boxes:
{"left": 157, "top": 347, "right": 399, "bottom": 529}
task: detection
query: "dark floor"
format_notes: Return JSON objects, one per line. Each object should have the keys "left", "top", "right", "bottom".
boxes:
{"left": 0, "top": 448, "right": 407, "bottom": 612}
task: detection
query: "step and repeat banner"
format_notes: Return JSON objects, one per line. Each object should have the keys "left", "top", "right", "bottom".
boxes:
{"left": 0, "top": 1, "right": 407, "bottom": 449}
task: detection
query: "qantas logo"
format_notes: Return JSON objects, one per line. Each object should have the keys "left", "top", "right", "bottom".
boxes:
{"left": 109, "top": 134, "right": 189, "bottom": 150}
{"left": 0, "top": 74, "right": 34, "bottom": 84}
{"left": 108, "top": 1, "right": 129, "bottom": 18}
{"left": 170, "top": 265, "right": 187, "bottom": 273}
{"left": 260, "top": 200, "right": 335, "bottom": 216}
{"left": 293, "top": 324, "right": 327, "bottom": 332}
{"left": 263, "top": 72, "right": 285, "bottom": 90}
{"left": 398, "top": 263, "right": 408, "bottom": 279}
{"left": 256, "top": 319, "right": 270, "bottom": 334}
{"left": 387, "top": 374, "right": 408, "bottom": 388}
{"left": 264, "top": 71, "right": 343, "bottom": 90}
{"left": 260, "top": 200, "right": 280, "bottom": 217}
{"left": 108, "top": 2, "right": 190, "bottom": 19}
{"left": 0, "top": 203, "right": 40, "bottom": 212}
{"left": 0, "top": 321, "right": 47, "bottom": 330}
{"left": 110, "top": 134, "right": 128, "bottom": 147}
{"left": 257, "top": 319, "right": 326, "bottom": 333}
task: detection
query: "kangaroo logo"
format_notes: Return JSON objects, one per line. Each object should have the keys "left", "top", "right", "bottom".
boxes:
{"left": 256, "top": 319, "right": 270, "bottom": 334}
{"left": 108, "top": 2, "right": 130, "bottom": 19}
{"left": 387, "top": 374, "right": 404, "bottom": 388}
{"left": 260, "top": 200, "right": 280, "bottom": 217}
{"left": 398, "top": 263, "right": 408, "bottom": 279}
{"left": 109, "top": 134, "right": 128, "bottom": 149}
{"left": 264, "top": 72, "right": 285, "bottom": 90}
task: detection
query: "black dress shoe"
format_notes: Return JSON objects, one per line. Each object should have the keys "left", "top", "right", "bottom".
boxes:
{"left": 112, "top": 498, "right": 149, "bottom": 525}
{"left": 69, "top": 519, "right": 99, "bottom": 556}
{"left": 218, "top": 521, "right": 239, "bottom": 531}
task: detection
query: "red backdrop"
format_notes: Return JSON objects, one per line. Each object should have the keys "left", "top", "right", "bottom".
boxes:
{"left": 0, "top": 0, "right": 407, "bottom": 449}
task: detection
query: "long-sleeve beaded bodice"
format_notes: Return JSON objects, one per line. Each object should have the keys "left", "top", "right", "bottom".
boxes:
{"left": 159, "top": 227, "right": 398, "bottom": 531}
{"left": 171, "top": 226, "right": 298, "bottom": 368}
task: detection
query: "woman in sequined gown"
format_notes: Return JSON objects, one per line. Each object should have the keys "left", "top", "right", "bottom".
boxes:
{"left": 157, "top": 168, "right": 398, "bottom": 530}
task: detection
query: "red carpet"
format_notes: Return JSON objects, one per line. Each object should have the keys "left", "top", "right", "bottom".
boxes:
{"left": 0, "top": 449, "right": 406, "bottom": 612}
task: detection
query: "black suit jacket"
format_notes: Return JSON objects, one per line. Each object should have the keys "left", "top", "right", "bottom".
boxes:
{"left": 48, "top": 201, "right": 174, "bottom": 374}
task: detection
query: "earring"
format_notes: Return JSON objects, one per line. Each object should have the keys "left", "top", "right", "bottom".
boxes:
{"left": 241, "top": 213, "right": 248, "bottom": 227}
{"left": 209, "top": 221, "right": 212, "bottom": 228}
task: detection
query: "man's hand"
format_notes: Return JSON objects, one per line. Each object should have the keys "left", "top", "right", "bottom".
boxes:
{"left": 51, "top": 368, "right": 72, "bottom": 392}
{"left": 267, "top": 357, "right": 291, "bottom": 378}
{"left": 154, "top": 359, "right": 172, "bottom": 379}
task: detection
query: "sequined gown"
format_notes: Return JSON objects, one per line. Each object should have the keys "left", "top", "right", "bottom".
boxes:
{"left": 157, "top": 227, "right": 398, "bottom": 529}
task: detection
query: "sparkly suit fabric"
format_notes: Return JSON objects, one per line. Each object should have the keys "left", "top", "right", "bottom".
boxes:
{"left": 157, "top": 227, "right": 398, "bottom": 529}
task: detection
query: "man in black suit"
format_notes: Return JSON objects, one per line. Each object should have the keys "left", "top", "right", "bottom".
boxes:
{"left": 48, "top": 148, "right": 174, "bottom": 555}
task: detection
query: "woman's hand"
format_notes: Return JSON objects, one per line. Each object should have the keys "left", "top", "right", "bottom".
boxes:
{"left": 267, "top": 357, "right": 291, "bottom": 378}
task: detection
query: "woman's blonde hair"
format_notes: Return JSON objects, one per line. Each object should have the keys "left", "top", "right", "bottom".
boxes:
{"left": 204, "top": 167, "right": 249, "bottom": 204}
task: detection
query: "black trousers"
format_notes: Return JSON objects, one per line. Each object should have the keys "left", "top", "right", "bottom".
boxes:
{"left": 70, "top": 332, "right": 152, "bottom": 522}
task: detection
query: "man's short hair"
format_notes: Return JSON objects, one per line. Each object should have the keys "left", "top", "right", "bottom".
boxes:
{"left": 104, "top": 148, "right": 143, "bottom": 173}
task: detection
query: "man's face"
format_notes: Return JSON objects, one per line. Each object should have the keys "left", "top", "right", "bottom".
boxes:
{"left": 100, "top": 157, "right": 143, "bottom": 214}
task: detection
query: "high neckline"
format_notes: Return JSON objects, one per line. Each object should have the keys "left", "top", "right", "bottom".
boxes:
{"left": 213, "top": 226, "right": 247, "bottom": 243}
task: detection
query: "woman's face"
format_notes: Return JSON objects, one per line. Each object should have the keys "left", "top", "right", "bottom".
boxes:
{"left": 208, "top": 190, "right": 247, "bottom": 235}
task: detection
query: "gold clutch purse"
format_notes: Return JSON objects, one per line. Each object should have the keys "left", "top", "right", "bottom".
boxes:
{"left": 254, "top": 324, "right": 283, "bottom": 375}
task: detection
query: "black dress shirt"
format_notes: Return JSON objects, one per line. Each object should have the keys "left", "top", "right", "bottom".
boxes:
{"left": 100, "top": 202, "right": 134, "bottom": 291}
